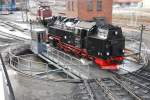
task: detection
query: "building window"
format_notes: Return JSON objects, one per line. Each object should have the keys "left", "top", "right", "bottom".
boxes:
{"left": 67, "top": 1, "right": 71, "bottom": 11}
{"left": 87, "top": 0, "right": 93, "bottom": 11}
{"left": 72, "top": 1, "right": 74, "bottom": 11}
{"left": 97, "top": 0, "right": 102, "bottom": 11}
{"left": 67, "top": 1, "right": 74, "bottom": 11}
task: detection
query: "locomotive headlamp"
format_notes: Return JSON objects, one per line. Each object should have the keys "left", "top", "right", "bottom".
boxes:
{"left": 64, "top": 36, "right": 67, "bottom": 39}
{"left": 115, "top": 31, "right": 118, "bottom": 35}
{"left": 106, "top": 52, "right": 110, "bottom": 56}
{"left": 122, "top": 49, "right": 125, "bottom": 53}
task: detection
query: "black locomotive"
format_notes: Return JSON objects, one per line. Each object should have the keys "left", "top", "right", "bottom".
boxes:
{"left": 46, "top": 16, "right": 125, "bottom": 70}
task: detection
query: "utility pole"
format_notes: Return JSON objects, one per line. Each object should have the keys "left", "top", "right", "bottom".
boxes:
{"left": 139, "top": 24, "right": 145, "bottom": 61}
{"left": 21, "top": 2, "right": 24, "bottom": 22}
{"left": 25, "top": 0, "right": 29, "bottom": 22}
{"left": 0, "top": 0, "right": 2, "bottom": 14}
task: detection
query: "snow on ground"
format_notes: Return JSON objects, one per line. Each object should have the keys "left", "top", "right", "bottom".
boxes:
{"left": 0, "top": 25, "right": 31, "bottom": 40}
{"left": 10, "top": 22, "right": 30, "bottom": 30}
{"left": 0, "top": 34, "right": 14, "bottom": 40}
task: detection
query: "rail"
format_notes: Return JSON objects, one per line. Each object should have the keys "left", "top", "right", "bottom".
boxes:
{"left": 113, "top": 69, "right": 150, "bottom": 99}
{"left": 0, "top": 30, "right": 29, "bottom": 41}
{"left": 96, "top": 78, "right": 142, "bottom": 100}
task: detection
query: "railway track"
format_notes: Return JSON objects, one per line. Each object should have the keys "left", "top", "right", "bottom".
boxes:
{"left": 0, "top": 20, "right": 28, "bottom": 33}
{"left": 72, "top": 77, "right": 141, "bottom": 100}
{"left": 72, "top": 79, "right": 108, "bottom": 100}
{"left": 97, "top": 78, "right": 141, "bottom": 100}
{"left": 114, "top": 69, "right": 150, "bottom": 100}
{"left": 0, "top": 30, "right": 29, "bottom": 41}
{"left": 0, "top": 20, "right": 31, "bottom": 41}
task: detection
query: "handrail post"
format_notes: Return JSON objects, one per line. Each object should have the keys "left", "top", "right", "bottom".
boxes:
{"left": 29, "top": 61, "right": 32, "bottom": 76}
{"left": 46, "top": 64, "right": 48, "bottom": 79}
{"left": 139, "top": 24, "right": 145, "bottom": 62}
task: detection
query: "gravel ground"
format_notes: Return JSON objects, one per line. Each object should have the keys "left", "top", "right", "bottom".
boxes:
{"left": 0, "top": 39, "right": 76, "bottom": 100}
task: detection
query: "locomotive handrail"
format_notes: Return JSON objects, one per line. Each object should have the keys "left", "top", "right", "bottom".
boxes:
{"left": 46, "top": 45, "right": 90, "bottom": 65}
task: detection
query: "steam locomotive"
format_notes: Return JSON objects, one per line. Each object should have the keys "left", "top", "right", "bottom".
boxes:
{"left": 43, "top": 16, "right": 125, "bottom": 70}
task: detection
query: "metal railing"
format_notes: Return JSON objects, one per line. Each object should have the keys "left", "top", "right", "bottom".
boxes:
{"left": 0, "top": 53, "right": 15, "bottom": 100}
{"left": 9, "top": 45, "right": 91, "bottom": 80}
{"left": 8, "top": 40, "right": 149, "bottom": 81}
{"left": 123, "top": 25, "right": 149, "bottom": 66}
{"left": 42, "top": 45, "right": 91, "bottom": 79}
{"left": 9, "top": 52, "right": 65, "bottom": 80}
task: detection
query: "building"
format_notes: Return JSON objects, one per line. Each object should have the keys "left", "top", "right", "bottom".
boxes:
{"left": 65, "top": 0, "right": 113, "bottom": 23}
{"left": 114, "top": 0, "right": 141, "bottom": 3}
{"left": 0, "top": 0, "right": 16, "bottom": 11}
{"left": 142, "top": 0, "right": 150, "bottom": 8}
{"left": 113, "top": 0, "right": 142, "bottom": 7}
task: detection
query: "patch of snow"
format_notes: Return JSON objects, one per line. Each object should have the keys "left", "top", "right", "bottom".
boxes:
{"left": 11, "top": 22, "right": 30, "bottom": 30}
{"left": 0, "top": 26, "right": 31, "bottom": 40}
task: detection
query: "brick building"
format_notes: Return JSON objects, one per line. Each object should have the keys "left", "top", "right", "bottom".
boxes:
{"left": 65, "top": 0, "right": 113, "bottom": 23}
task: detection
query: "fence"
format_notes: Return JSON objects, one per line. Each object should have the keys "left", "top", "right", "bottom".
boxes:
{"left": 9, "top": 46, "right": 91, "bottom": 80}
{"left": 0, "top": 53, "right": 15, "bottom": 100}
{"left": 42, "top": 45, "right": 92, "bottom": 78}
{"left": 8, "top": 35, "right": 149, "bottom": 80}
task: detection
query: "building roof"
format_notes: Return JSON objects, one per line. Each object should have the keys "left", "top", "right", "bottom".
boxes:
{"left": 114, "top": 0, "right": 142, "bottom": 3}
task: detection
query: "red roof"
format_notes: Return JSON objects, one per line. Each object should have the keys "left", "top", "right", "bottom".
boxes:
{"left": 114, "top": 0, "right": 142, "bottom": 3}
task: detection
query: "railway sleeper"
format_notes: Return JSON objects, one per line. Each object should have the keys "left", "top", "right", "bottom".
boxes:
{"left": 98, "top": 77, "right": 142, "bottom": 100}
{"left": 116, "top": 75, "right": 150, "bottom": 100}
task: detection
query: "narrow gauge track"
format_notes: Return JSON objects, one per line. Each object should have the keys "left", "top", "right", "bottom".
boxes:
{"left": 72, "top": 79, "right": 108, "bottom": 100}
{"left": 0, "top": 30, "right": 29, "bottom": 41}
{"left": 0, "top": 21, "right": 30, "bottom": 41}
{"left": 113, "top": 69, "right": 150, "bottom": 100}
{"left": 0, "top": 21, "right": 27, "bottom": 33}
{"left": 96, "top": 78, "right": 141, "bottom": 100}
{"left": 72, "top": 78, "right": 141, "bottom": 100}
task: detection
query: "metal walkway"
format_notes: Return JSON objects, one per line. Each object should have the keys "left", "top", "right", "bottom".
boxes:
{"left": 40, "top": 45, "right": 112, "bottom": 79}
